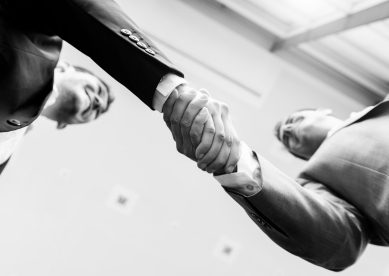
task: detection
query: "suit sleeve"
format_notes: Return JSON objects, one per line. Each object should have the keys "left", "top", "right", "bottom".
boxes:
{"left": 12, "top": 0, "right": 184, "bottom": 109}
{"left": 222, "top": 152, "right": 370, "bottom": 271}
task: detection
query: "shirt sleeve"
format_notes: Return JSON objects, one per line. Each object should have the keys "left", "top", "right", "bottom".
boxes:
{"left": 153, "top": 74, "right": 187, "bottom": 112}
{"left": 214, "top": 142, "right": 263, "bottom": 197}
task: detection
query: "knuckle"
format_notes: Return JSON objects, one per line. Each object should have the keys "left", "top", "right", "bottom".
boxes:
{"left": 176, "top": 144, "right": 184, "bottom": 154}
{"left": 214, "top": 164, "right": 224, "bottom": 173}
{"left": 170, "top": 117, "right": 180, "bottom": 125}
{"left": 197, "top": 163, "right": 206, "bottom": 171}
{"left": 209, "top": 99, "right": 218, "bottom": 109}
{"left": 216, "top": 133, "right": 225, "bottom": 143}
{"left": 208, "top": 161, "right": 219, "bottom": 170}
{"left": 189, "top": 97, "right": 208, "bottom": 111}
{"left": 206, "top": 167, "right": 215, "bottom": 174}
{"left": 180, "top": 118, "right": 192, "bottom": 129}
{"left": 163, "top": 115, "right": 171, "bottom": 124}
{"left": 234, "top": 138, "right": 241, "bottom": 148}
{"left": 190, "top": 131, "right": 200, "bottom": 142}
{"left": 177, "top": 91, "right": 191, "bottom": 102}
{"left": 176, "top": 95, "right": 186, "bottom": 105}
{"left": 198, "top": 95, "right": 209, "bottom": 105}
{"left": 221, "top": 103, "right": 229, "bottom": 114}
{"left": 198, "top": 110, "right": 208, "bottom": 122}
{"left": 187, "top": 88, "right": 197, "bottom": 96}
{"left": 206, "top": 166, "right": 214, "bottom": 173}
{"left": 200, "top": 93, "right": 209, "bottom": 101}
{"left": 214, "top": 100, "right": 222, "bottom": 109}
{"left": 192, "top": 102, "right": 205, "bottom": 111}
{"left": 225, "top": 136, "right": 233, "bottom": 147}
{"left": 189, "top": 127, "right": 197, "bottom": 137}
{"left": 205, "top": 126, "right": 215, "bottom": 135}
{"left": 180, "top": 88, "right": 196, "bottom": 99}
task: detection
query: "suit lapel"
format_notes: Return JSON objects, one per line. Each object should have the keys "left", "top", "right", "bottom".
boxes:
{"left": 329, "top": 100, "right": 389, "bottom": 138}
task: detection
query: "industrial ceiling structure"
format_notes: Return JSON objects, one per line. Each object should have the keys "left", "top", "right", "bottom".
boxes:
{"left": 182, "top": 0, "right": 389, "bottom": 102}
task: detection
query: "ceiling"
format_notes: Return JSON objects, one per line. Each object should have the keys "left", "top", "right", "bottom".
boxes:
{"left": 182, "top": 0, "right": 389, "bottom": 102}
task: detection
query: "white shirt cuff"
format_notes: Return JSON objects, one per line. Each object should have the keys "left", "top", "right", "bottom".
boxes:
{"left": 153, "top": 74, "right": 187, "bottom": 112}
{"left": 214, "top": 142, "right": 262, "bottom": 196}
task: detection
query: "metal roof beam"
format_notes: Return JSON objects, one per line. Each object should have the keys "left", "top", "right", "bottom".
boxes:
{"left": 180, "top": 0, "right": 278, "bottom": 50}
{"left": 271, "top": 1, "right": 389, "bottom": 51}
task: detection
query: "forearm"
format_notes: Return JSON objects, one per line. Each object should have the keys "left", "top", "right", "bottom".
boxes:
{"left": 217, "top": 145, "right": 370, "bottom": 271}
{"left": 17, "top": 0, "right": 184, "bottom": 108}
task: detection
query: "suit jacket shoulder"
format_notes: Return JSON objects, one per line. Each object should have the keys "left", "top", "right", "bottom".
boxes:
{"left": 0, "top": 0, "right": 183, "bottom": 131}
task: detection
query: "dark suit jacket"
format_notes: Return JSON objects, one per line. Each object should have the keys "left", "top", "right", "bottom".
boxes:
{"left": 0, "top": 0, "right": 183, "bottom": 132}
{"left": 226, "top": 100, "right": 389, "bottom": 271}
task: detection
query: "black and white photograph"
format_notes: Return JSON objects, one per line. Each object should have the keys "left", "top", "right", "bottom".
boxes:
{"left": 0, "top": 0, "right": 388, "bottom": 275}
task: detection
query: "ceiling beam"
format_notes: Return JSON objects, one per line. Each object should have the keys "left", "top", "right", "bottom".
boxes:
{"left": 180, "top": 0, "right": 383, "bottom": 104}
{"left": 271, "top": 1, "right": 389, "bottom": 51}
{"left": 179, "top": 0, "right": 278, "bottom": 50}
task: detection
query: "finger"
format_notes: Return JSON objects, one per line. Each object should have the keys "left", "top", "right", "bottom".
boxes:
{"left": 195, "top": 115, "right": 215, "bottom": 168}
{"left": 211, "top": 112, "right": 240, "bottom": 173}
{"left": 180, "top": 93, "right": 209, "bottom": 154}
{"left": 205, "top": 140, "right": 230, "bottom": 173}
{"left": 223, "top": 130, "right": 241, "bottom": 174}
{"left": 190, "top": 107, "right": 209, "bottom": 147}
{"left": 215, "top": 119, "right": 240, "bottom": 174}
{"left": 199, "top": 88, "right": 210, "bottom": 96}
{"left": 162, "top": 89, "right": 179, "bottom": 129}
{"left": 205, "top": 118, "right": 233, "bottom": 173}
{"left": 170, "top": 88, "right": 197, "bottom": 154}
{"left": 197, "top": 110, "right": 225, "bottom": 171}
{"left": 220, "top": 107, "right": 241, "bottom": 173}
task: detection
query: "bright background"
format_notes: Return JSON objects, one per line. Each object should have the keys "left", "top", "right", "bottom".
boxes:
{"left": 0, "top": 0, "right": 386, "bottom": 275}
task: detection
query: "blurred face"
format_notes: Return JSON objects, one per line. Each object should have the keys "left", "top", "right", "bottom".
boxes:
{"left": 51, "top": 63, "right": 112, "bottom": 127}
{"left": 275, "top": 109, "right": 341, "bottom": 160}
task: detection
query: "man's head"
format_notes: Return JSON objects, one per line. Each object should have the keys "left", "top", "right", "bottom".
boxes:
{"left": 42, "top": 61, "right": 115, "bottom": 129}
{"left": 274, "top": 108, "right": 342, "bottom": 160}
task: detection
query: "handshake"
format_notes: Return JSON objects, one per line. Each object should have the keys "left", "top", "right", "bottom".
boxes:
{"left": 162, "top": 84, "right": 241, "bottom": 174}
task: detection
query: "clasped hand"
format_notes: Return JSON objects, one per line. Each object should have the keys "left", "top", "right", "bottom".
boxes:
{"left": 162, "top": 84, "right": 240, "bottom": 174}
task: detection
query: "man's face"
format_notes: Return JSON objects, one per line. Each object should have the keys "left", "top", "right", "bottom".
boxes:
{"left": 53, "top": 64, "right": 112, "bottom": 126}
{"left": 276, "top": 109, "right": 339, "bottom": 160}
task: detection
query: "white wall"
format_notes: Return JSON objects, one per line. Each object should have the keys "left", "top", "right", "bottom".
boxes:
{"left": 0, "top": 1, "right": 385, "bottom": 276}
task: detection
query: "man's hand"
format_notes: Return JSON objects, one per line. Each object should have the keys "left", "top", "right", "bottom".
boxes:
{"left": 162, "top": 85, "right": 209, "bottom": 160}
{"left": 162, "top": 84, "right": 240, "bottom": 174}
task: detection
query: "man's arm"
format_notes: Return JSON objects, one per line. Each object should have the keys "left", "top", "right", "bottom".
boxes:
{"left": 160, "top": 87, "right": 370, "bottom": 270}
{"left": 5, "top": 0, "right": 233, "bottom": 150}
{"left": 216, "top": 144, "right": 370, "bottom": 271}
{"left": 29, "top": 0, "right": 183, "bottom": 109}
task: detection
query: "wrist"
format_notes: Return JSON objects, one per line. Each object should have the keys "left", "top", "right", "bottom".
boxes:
{"left": 214, "top": 142, "right": 263, "bottom": 197}
{"left": 153, "top": 74, "right": 186, "bottom": 112}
